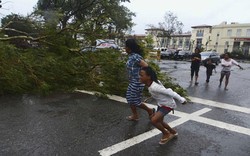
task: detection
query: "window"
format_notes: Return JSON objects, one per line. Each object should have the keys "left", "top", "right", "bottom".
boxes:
{"left": 185, "top": 39, "right": 190, "bottom": 47}
{"left": 196, "top": 39, "right": 202, "bottom": 48}
{"left": 178, "top": 39, "right": 183, "bottom": 46}
{"left": 196, "top": 30, "right": 204, "bottom": 37}
{"left": 209, "top": 28, "right": 212, "bottom": 33}
{"left": 246, "top": 29, "right": 250, "bottom": 36}
{"left": 236, "top": 29, "right": 242, "bottom": 37}
{"left": 227, "top": 29, "right": 232, "bottom": 37}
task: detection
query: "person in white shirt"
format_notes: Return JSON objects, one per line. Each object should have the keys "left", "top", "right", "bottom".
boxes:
{"left": 140, "top": 66, "right": 187, "bottom": 144}
{"left": 219, "top": 52, "right": 243, "bottom": 90}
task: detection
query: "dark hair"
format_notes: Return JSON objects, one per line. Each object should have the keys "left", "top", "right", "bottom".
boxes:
{"left": 141, "top": 66, "right": 159, "bottom": 84}
{"left": 125, "top": 38, "right": 143, "bottom": 55}
{"left": 224, "top": 52, "right": 231, "bottom": 57}
{"left": 195, "top": 47, "right": 201, "bottom": 53}
{"left": 207, "top": 58, "right": 212, "bottom": 61}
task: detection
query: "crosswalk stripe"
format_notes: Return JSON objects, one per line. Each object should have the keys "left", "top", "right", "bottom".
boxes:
{"left": 189, "top": 96, "right": 250, "bottom": 114}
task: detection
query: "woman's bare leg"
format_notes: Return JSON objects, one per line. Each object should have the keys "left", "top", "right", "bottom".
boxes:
{"left": 129, "top": 105, "right": 138, "bottom": 119}
{"left": 151, "top": 112, "right": 171, "bottom": 139}
{"left": 161, "top": 121, "right": 177, "bottom": 134}
{"left": 224, "top": 74, "right": 230, "bottom": 90}
{"left": 138, "top": 103, "right": 155, "bottom": 117}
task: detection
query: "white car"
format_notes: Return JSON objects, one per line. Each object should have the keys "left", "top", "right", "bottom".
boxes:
{"left": 95, "top": 39, "right": 120, "bottom": 49}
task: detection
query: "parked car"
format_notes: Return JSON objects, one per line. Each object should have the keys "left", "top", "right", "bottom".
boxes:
{"left": 160, "top": 47, "right": 167, "bottom": 52}
{"left": 95, "top": 39, "right": 120, "bottom": 49}
{"left": 200, "top": 51, "right": 221, "bottom": 65}
{"left": 173, "top": 50, "right": 192, "bottom": 60}
{"left": 161, "top": 49, "right": 174, "bottom": 59}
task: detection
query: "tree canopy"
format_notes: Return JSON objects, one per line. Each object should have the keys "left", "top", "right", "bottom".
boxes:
{"left": 35, "top": 0, "right": 135, "bottom": 44}
{"left": 148, "top": 11, "right": 184, "bottom": 38}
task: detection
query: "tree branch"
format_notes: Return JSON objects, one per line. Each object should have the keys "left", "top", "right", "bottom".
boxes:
{"left": 0, "top": 28, "right": 29, "bottom": 36}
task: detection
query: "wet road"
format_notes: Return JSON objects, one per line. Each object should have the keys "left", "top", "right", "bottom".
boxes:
{"left": 158, "top": 60, "right": 250, "bottom": 108}
{"left": 0, "top": 60, "right": 250, "bottom": 156}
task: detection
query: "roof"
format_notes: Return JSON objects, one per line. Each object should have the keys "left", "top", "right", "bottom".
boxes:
{"left": 171, "top": 33, "right": 191, "bottom": 37}
{"left": 191, "top": 24, "right": 212, "bottom": 28}
{"left": 145, "top": 28, "right": 164, "bottom": 31}
{"left": 125, "top": 34, "right": 146, "bottom": 37}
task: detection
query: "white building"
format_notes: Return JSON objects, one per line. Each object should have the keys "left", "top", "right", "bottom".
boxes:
{"left": 210, "top": 22, "right": 250, "bottom": 55}
{"left": 145, "top": 28, "right": 191, "bottom": 50}
{"left": 191, "top": 22, "right": 250, "bottom": 54}
{"left": 145, "top": 22, "right": 250, "bottom": 55}
{"left": 168, "top": 33, "right": 191, "bottom": 50}
{"left": 145, "top": 28, "right": 165, "bottom": 48}
{"left": 190, "top": 25, "right": 212, "bottom": 52}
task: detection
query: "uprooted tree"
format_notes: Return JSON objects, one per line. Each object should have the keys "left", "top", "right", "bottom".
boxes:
{"left": 0, "top": 1, "right": 187, "bottom": 98}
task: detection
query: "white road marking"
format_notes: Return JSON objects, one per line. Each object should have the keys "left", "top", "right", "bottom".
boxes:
{"left": 189, "top": 96, "right": 250, "bottom": 114}
{"left": 192, "top": 116, "right": 250, "bottom": 136}
{"left": 99, "top": 108, "right": 212, "bottom": 156}
{"left": 76, "top": 90, "right": 127, "bottom": 103}
{"left": 76, "top": 90, "right": 250, "bottom": 114}
{"left": 76, "top": 90, "right": 250, "bottom": 155}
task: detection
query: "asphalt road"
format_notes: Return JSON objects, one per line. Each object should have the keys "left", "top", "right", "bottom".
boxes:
{"left": 0, "top": 60, "right": 250, "bottom": 156}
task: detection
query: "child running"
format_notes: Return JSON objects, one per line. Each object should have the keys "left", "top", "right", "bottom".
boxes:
{"left": 139, "top": 66, "right": 187, "bottom": 144}
{"left": 204, "top": 58, "right": 216, "bottom": 83}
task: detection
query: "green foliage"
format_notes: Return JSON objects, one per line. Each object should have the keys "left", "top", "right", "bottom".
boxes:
{"left": 0, "top": 1, "right": 187, "bottom": 99}
{"left": 0, "top": 43, "right": 31, "bottom": 94}
{"left": 230, "top": 49, "right": 250, "bottom": 60}
{"left": 144, "top": 35, "right": 154, "bottom": 48}
{"left": 0, "top": 40, "right": 128, "bottom": 95}
{"left": 77, "top": 50, "right": 128, "bottom": 96}
{"left": 36, "top": 0, "right": 135, "bottom": 44}
{"left": 0, "top": 38, "right": 187, "bottom": 99}
{"left": 1, "top": 14, "right": 40, "bottom": 48}
{"left": 1, "top": 14, "right": 37, "bottom": 36}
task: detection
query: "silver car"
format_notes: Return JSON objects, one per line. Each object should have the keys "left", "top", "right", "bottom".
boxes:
{"left": 200, "top": 51, "right": 221, "bottom": 65}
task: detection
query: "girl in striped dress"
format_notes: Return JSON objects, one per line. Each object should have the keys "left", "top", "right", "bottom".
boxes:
{"left": 125, "top": 39, "right": 155, "bottom": 121}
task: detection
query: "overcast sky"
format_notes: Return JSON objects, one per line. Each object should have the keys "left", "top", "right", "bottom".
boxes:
{"left": 1, "top": 0, "right": 250, "bottom": 34}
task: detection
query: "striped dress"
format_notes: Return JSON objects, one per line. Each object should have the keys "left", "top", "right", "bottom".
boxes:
{"left": 126, "top": 53, "right": 145, "bottom": 106}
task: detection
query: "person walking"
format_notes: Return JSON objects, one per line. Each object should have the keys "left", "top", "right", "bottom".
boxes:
{"left": 219, "top": 52, "right": 243, "bottom": 90}
{"left": 190, "top": 47, "right": 201, "bottom": 85}
{"left": 204, "top": 58, "right": 216, "bottom": 83}
{"left": 157, "top": 49, "right": 161, "bottom": 62}
{"left": 125, "top": 38, "right": 155, "bottom": 121}
{"left": 139, "top": 66, "right": 187, "bottom": 144}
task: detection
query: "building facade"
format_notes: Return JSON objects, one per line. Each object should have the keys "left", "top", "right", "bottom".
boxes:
{"left": 145, "top": 22, "right": 250, "bottom": 55}
{"left": 190, "top": 25, "right": 212, "bottom": 52}
{"left": 145, "top": 28, "right": 164, "bottom": 48}
{"left": 168, "top": 33, "right": 191, "bottom": 50}
{"left": 145, "top": 28, "right": 191, "bottom": 50}
{"left": 210, "top": 22, "right": 250, "bottom": 55}
{"left": 191, "top": 22, "right": 250, "bottom": 54}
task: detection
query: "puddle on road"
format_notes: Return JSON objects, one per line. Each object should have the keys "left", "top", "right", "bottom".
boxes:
{"left": 161, "top": 61, "right": 189, "bottom": 65}
{"left": 37, "top": 109, "right": 70, "bottom": 117}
